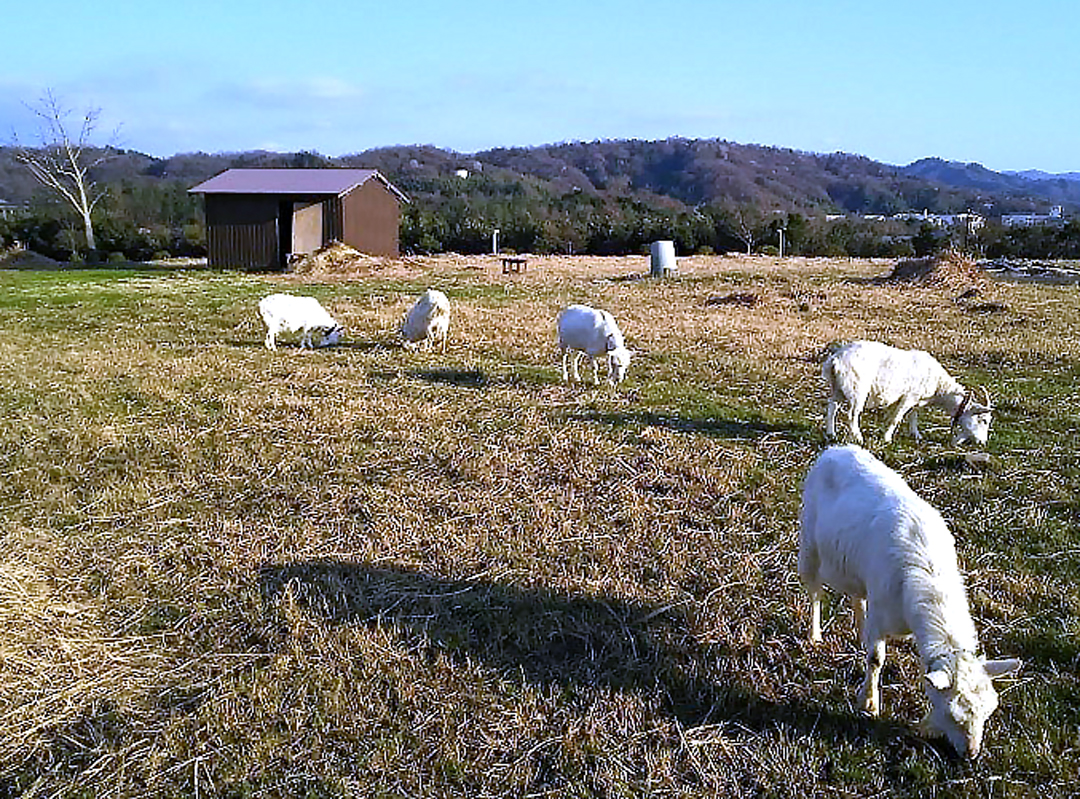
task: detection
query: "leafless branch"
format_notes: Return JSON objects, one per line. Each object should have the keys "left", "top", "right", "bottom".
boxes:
{"left": 10, "top": 90, "right": 119, "bottom": 251}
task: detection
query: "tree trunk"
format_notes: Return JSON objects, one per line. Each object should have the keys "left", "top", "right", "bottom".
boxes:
{"left": 83, "top": 210, "right": 96, "bottom": 251}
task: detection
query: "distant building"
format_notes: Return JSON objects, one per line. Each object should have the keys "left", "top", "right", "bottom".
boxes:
{"left": 888, "top": 210, "right": 985, "bottom": 230}
{"left": 1001, "top": 205, "right": 1065, "bottom": 227}
{"left": 891, "top": 211, "right": 929, "bottom": 222}
{"left": 189, "top": 168, "right": 408, "bottom": 269}
{"left": 831, "top": 209, "right": 987, "bottom": 231}
{"left": 928, "top": 213, "right": 985, "bottom": 231}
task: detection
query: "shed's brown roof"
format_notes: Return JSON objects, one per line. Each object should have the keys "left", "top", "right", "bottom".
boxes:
{"left": 189, "top": 168, "right": 407, "bottom": 202}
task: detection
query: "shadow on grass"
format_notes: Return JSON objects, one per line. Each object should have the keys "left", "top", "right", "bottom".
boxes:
{"left": 408, "top": 368, "right": 488, "bottom": 387}
{"left": 369, "top": 367, "right": 553, "bottom": 389}
{"left": 257, "top": 561, "right": 886, "bottom": 745}
{"left": 1009, "top": 628, "right": 1080, "bottom": 670}
{"left": 568, "top": 409, "right": 815, "bottom": 442}
{"left": 0, "top": 260, "right": 212, "bottom": 273}
{"left": 227, "top": 338, "right": 394, "bottom": 352}
{"left": 336, "top": 339, "right": 396, "bottom": 352}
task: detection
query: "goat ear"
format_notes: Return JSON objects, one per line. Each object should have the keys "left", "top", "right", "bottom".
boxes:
{"left": 983, "top": 658, "right": 1022, "bottom": 679}
{"left": 926, "top": 669, "right": 952, "bottom": 691}
{"left": 605, "top": 333, "right": 617, "bottom": 351}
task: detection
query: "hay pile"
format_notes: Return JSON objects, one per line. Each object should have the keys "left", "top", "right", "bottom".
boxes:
{"left": 290, "top": 241, "right": 393, "bottom": 275}
{"left": 882, "top": 249, "right": 986, "bottom": 291}
{"left": 0, "top": 247, "right": 63, "bottom": 269}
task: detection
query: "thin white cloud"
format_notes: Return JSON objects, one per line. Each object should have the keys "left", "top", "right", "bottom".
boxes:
{"left": 210, "top": 76, "right": 366, "bottom": 110}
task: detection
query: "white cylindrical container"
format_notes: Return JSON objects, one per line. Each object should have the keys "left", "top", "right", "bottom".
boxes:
{"left": 650, "top": 240, "right": 678, "bottom": 277}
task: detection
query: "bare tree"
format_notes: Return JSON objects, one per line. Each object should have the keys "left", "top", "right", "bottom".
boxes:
{"left": 733, "top": 211, "right": 757, "bottom": 255}
{"left": 11, "top": 91, "right": 117, "bottom": 251}
{"left": 720, "top": 204, "right": 761, "bottom": 255}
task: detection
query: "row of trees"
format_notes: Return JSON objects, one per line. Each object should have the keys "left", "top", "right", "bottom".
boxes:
{"left": 6, "top": 178, "right": 1080, "bottom": 264}
{"left": 4, "top": 93, "right": 1080, "bottom": 264}
{"left": 0, "top": 183, "right": 204, "bottom": 263}
{"left": 397, "top": 174, "right": 1080, "bottom": 260}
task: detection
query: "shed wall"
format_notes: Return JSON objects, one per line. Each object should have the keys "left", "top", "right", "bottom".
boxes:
{"left": 205, "top": 195, "right": 279, "bottom": 270}
{"left": 341, "top": 181, "right": 400, "bottom": 257}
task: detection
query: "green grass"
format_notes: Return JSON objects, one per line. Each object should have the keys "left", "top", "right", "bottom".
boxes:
{"left": 0, "top": 255, "right": 1078, "bottom": 797}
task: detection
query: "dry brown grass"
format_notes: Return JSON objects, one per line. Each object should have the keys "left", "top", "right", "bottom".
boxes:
{"left": 881, "top": 249, "right": 987, "bottom": 291}
{"left": 0, "top": 254, "right": 1077, "bottom": 796}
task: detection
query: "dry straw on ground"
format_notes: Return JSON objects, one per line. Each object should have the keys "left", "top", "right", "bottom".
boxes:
{"left": 0, "top": 253, "right": 1077, "bottom": 796}
{"left": 882, "top": 248, "right": 984, "bottom": 288}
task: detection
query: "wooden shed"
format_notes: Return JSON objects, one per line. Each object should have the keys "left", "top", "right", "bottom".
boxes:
{"left": 189, "top": 168, "right": 408, "bottom": 269}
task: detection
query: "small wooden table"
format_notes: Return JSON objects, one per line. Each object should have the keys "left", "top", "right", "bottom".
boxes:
{"left": 501, "top": 257, "right": 527, "bottom": 274}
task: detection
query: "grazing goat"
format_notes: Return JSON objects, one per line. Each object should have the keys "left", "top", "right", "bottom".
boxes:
{"left": 556, "top": 304, "right": 632, "bottom": 386}
{"left": 823, "top": 340, "right": 992, "bottom": 445}
{"left": 799, "top": 445, "right": 1021, "bottom": 757}
{"left": 259, "top": 293, "right": 342, "bottom": 351}
{"left": 401, "top": 289, "right": 451, "bottom": 351}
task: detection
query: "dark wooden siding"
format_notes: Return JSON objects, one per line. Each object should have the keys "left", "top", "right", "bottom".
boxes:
{"left": 341, "top": 181, "right": 400, "bottom": 257}
{"left": 205, "top": 195, "right": 280, "bottom": 270}
{"left": 322, "top": 196, "right": 343, "bottom": 243}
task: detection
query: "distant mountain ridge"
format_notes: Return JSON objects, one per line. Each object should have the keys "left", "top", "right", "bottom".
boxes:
{"left": 1, "top": 139, "right": 1078, "bottom": 218}
{"left": 901, "top": 157, "right": 1080, "bottom": 200}
{"left": 1005, "top": 168, "right": 1080, "bottom": 183}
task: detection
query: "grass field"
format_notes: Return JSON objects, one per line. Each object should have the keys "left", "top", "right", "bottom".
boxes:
{"left": 0, "top": 253, "right": 1077, "bottom": 797}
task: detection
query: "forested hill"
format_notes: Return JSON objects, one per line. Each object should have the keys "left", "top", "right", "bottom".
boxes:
{"left": 3, "top": 138, "right": 1080, "bottom": 260}
{"left": 346, "top": 140, "right": 1080, "bottom": 217}
{"left": 2, "top": 138, "right": 1078, "bottom": 217}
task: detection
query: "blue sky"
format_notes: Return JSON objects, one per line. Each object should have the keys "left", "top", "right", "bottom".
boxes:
{"left": 2, "top": 0, "right": 1077, "bottom": 173}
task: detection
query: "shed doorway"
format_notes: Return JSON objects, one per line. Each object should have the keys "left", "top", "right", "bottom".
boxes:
{"left": 292, "top": 200, "right": 323, "bottom": 256}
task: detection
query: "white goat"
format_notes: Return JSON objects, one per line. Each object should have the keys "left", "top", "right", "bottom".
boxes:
{"left": 401, "top": 288, "right": 451, "bottom": 351}
{"left": 799, "top": 445, "right": 1021, "bottom": 757}
{"left": 823, "top": 340, "right": 992, "bottom": 445}
{"left": 258, "top": 293, "right": 342, "bottom": 351}
{"left": 556, "top": 304, "right": 632, "bottom": 386}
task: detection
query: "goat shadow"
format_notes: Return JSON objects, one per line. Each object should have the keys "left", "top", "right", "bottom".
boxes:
{"left": 369, "top": 367, "right": 552, "bottom": 389}
{"left": 335, "top": 338, "right": 396, "bottom": 352}
{"left": 568, "top": 409, "right": 815, "bottom": 442}
{"left": 370, "top": 367, "right": 488, "bottom": 388}
{"left": 229, "top": 338, "right": 391, "bottom": 352}
{"left": 256, "top": 561, "right": 890, "bottom": 744}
